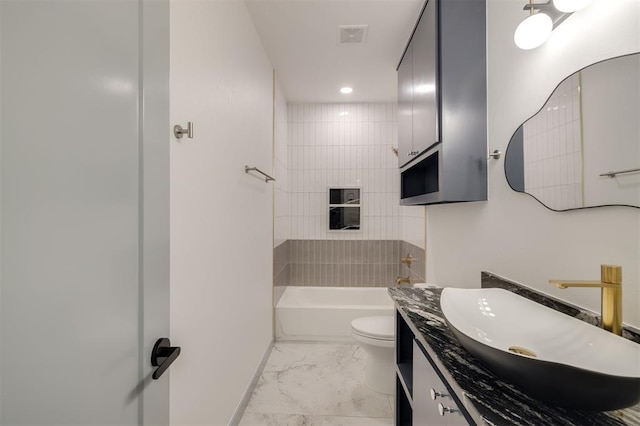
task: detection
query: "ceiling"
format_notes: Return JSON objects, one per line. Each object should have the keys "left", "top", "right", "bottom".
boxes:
{"left": 245, "top": 0, "right": 424, "bottom": 103}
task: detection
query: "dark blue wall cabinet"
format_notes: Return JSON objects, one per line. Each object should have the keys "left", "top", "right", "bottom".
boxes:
{"left": 397, "top": 0, "right": 487, "bottom": 205}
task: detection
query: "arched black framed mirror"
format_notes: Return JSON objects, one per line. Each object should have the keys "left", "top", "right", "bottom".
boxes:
{"left": 505, "top": 53, "right": 640, "bottom": 211}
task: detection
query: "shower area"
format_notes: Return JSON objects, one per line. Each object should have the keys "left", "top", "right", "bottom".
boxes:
{"left": 272, "top": 99, "right": 426, "bottom": 339}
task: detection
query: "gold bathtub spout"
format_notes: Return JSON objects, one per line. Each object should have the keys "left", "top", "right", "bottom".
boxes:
{"left": 549, "top": 265, "right": 622, "bottom": 336}
{"left": 396, "top": 276, "right": 412, "bottom": 285}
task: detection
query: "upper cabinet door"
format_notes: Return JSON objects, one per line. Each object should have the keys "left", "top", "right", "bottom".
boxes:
{"left": 412, "top": 0, "right": 439, "bottom": 157}
{"left": 398, "top": 43, "right": 414, "bottom": 168}
{"left": 398, "top": 0, "right": 487, "bottom": 204}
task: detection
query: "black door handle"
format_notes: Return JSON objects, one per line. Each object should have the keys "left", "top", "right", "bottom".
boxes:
{"left": 151, "top": 337, "right": 181, "bottom": 380}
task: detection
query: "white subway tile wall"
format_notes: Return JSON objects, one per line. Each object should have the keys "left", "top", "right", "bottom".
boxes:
{"left": 523, "top": 73, "right": 584, "bottom": 210}
{"left": 274, "top": 102, "right": 426, "bottom": 287}
{"left": 287, "top": 103, "right": 401, "bottom": 240}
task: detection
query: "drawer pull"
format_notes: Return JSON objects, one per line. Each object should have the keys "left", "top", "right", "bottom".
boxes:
{"left": 430, "top": 388, "right": 448, "bottom": 400}
{"left": 438, "top": 403, "right": 458, "bottom": 416}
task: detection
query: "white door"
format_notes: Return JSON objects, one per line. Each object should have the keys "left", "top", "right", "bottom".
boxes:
{"left": 0, "top": 1, "right": 171, "bottom": 424}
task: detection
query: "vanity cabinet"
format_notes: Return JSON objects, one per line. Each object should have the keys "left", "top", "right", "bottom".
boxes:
{"left": 397, "top": 0, "right": 487, "bottom": 205}
{"left": 395, "top": 310, "right": 471, "bottom": 425}
{"left": 413, "top": 342, "right": 468, "bottom": 425}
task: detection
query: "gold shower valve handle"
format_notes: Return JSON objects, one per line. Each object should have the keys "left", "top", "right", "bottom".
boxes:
{"left": 400, "top": 255, "right": 414, "bottom": 266}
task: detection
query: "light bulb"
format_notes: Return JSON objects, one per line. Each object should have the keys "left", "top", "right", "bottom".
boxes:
{"left": 514, "top": 13, "right": 553, "bottom": 50}
{"left": 340, "top": 87, "right": 353, "bottom": 94}
{"left": 553, "top": 0, "right": 592, "bottom": 13}
{"left": 414, "top": 84, "right": 435, "bottom": 94}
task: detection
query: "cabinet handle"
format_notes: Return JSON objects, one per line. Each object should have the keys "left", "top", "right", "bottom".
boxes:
{"left": 407, "top": 150, "right": 420, "bottom": 156}
{"left": 438, "top": 403, "right": 458, "bottom": 416}
{"left": 488, "top": 149, "right": 501, "bottom": 160}
{"left": 430, "top": 388, "right": 448, "bottom": 400}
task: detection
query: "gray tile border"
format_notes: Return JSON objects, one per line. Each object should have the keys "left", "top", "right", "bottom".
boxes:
{"left": 274, "top": 239, "right": 425, "bottom": 287}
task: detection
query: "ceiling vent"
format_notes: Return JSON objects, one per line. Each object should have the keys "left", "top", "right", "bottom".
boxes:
{"left": 337, "top": 25, "right": 368, "bottom": 45}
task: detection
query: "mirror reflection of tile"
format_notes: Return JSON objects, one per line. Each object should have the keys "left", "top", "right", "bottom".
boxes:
{"left": 507, "top": 53, "right": 640, "bottom": 210}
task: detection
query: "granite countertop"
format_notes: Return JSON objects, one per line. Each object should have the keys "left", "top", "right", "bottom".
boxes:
{"left": 389, "top": 287, "right": 640, "bottom": 426}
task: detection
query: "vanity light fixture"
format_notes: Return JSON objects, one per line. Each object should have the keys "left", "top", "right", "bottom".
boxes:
{"left": 340, "top": 86, "right": 353, "bottom": 94}
{"left": 414, "top": 83, "right": 436, "bottom": 94}
{"left": 514, "top": 0, "right": 579, "bottom": 50}
{"left": 514, "top": 11, "right": 552, "bottom": 50}
{"left": 553, "top": 0, "right": 592, "bottom": 13}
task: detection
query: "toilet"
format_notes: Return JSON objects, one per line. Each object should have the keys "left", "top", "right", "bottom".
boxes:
{"left": 351, "top": 315, "right": 395, "bottom": 394}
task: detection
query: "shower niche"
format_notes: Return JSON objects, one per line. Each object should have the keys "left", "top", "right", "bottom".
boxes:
{"left": 329, "top": 188, "right": 361, "bottom": 231}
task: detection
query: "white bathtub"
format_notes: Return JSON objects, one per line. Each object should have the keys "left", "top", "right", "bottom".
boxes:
{"left": 275, "top": 286, "right": 395, "bottom": 342}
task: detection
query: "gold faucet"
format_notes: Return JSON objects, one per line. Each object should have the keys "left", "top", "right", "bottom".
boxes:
{"left": 396, "top": 276, "right": 413, "bottom": 285}
{"left": 549, "top": 265, "right": 622, "bottom": 336}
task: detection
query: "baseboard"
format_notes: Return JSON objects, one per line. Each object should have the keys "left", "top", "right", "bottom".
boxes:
{"left": 227, "top": 339, "right": 275, "bottom": 426}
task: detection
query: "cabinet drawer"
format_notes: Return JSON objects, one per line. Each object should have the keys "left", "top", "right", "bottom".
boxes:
{"left": 412, "top": 341, "right": 469, "bottom": 425}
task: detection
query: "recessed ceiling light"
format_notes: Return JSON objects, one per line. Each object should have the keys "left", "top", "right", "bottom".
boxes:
{"left": 340, "top": 87, "right": 353, "bottom": 94}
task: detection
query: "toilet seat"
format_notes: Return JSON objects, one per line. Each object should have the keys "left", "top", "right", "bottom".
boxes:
{"left": 352, "top": 332, "right": 395, "bottom": 348}
{"left": 351, "top": 316, "right": 394, "bottom": 341}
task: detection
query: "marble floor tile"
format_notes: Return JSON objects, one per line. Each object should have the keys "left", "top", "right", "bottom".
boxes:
{"left": 239, "top": 413, "right": 315, "bottom": 426}
{"left": 242, "top": 342, "right": 393, "bottom": 420}
{"left": 239, "top": 413, "right": 393, "bottom": 426}
{"left": 318, "top": 415, "right": 394, "bottom": 425}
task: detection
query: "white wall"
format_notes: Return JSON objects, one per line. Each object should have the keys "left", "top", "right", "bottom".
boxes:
{"left": 274, "top": 77, "right": 289, "bottom": 248}
{"left": 401, "top": 205, "right": 425, "bottom": 250}
{"left": 426, "top": 0, "right": 640, "bottom": 327}
{"left": 287, "top": 103, "right": 401, "bottom": 240}
{"left": 170, "top": 1, "right": 274, "bottom": 424}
